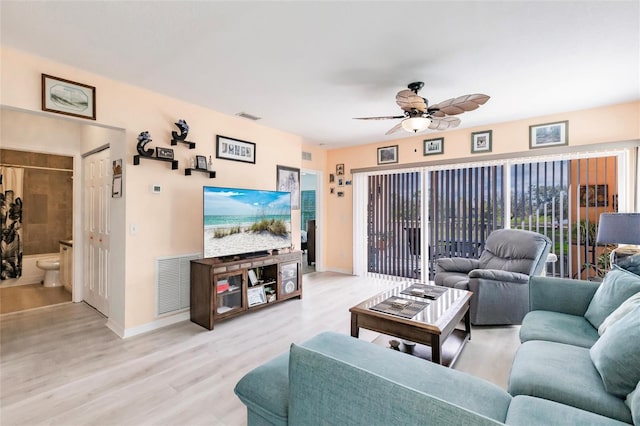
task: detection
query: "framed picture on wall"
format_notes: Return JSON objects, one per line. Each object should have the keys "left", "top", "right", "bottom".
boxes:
{"left": 216, "top": 135, "right": 256, "bottom": 164}
{"left": 471, "top": 130, "right": 492, "bottom": 153}
{"left": 41, "top": 74, "right": 96, "bottom": 120}
{"left": 529, "top": 121, "right": 568, "bottom": 149}
{"left": 377, "top": 145, "right": 398, "bottom": 165}
{"left": 423, "top": 137, "right": 444, "bottom": 156}
{"left": 580, "top": 184, "right": 608, "bottom": 207}
{"left": 276, "top": 165, "right": 300, "bottom": 210}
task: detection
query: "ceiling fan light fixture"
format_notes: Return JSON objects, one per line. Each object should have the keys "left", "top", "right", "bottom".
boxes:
{"left": 401, "top": 116, "right": 431, "bottom": 133}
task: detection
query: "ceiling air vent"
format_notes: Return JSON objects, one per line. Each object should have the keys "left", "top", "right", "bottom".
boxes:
{"left": 302, "top": 151, "right": 312, "bottom": 161}
{"left": 236, "top": 112, "right": 261, "bottom": 121}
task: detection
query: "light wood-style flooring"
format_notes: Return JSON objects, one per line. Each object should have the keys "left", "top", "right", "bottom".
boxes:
{"left": 0, "top": 272, "right": 520, "bottom": 425}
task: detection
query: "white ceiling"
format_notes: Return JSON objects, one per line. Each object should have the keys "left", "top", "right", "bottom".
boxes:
{"left": 2, "top": 1, "right": 639, "bottom": 148}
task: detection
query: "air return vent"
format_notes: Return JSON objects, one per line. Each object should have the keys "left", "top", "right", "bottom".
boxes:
{"left": 302, "top": 151, "right": 312, "bottom": 161}
{"left": 235, "top": 112, "right": 262, "bottom": 121}
{"left": 156, "top": 253, "right": 201, "bottom": 315}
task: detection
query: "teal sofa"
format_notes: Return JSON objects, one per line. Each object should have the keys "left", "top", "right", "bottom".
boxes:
{"left": 234, "top": 267, "right": 640, "bottom": 425}
{"left": 510, "top": 266, "right": 640, "bottom": 424}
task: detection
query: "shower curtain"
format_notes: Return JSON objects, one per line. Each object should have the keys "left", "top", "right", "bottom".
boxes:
{"left": 1, "top": 167, "right": 24, "bottom": 279}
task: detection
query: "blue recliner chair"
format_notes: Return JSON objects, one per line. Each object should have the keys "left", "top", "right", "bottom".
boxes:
{"left": 434, "top": 229, "right": 552, "bottom": 325}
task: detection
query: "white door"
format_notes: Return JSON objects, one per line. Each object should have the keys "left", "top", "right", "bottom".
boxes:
{"left": 82, "top": 148, "right": 110, "bottom": 315}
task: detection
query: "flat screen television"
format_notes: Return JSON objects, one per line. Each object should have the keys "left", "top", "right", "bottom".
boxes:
{"left": 203, "top": 186, "right": 292, "bottom": 259}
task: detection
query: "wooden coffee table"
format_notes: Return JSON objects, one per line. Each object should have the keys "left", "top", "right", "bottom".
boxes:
{"left": 350, "top": 282, "right": 472, "bottom": 367}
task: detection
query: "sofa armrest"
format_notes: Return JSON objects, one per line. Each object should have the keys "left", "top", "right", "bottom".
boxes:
{"left": 436, "top": 257, "right": 480, "bottom": 274}
{"left": 529, "top": 276, "right": 599, "bottom": 316}
{"left": 288, "top": 341, "right": 508, "bottom": 425}
{"left": 469, "top": 269, "right": 529, "bottom": 283}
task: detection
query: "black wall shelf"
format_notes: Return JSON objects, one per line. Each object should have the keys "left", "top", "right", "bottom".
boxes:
{"left": 185, "top": 168, "right": 216, "bottom": 178}
{"left": 133, "top": 155, "right": 178, "bottom": 170}
{"left": 171, "top": 139, "right": 196, "bottom": 149}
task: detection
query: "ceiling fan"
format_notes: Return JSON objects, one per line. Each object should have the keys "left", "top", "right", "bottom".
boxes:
{"left": 354, "top": 82, "right": 490, "bottom": 135}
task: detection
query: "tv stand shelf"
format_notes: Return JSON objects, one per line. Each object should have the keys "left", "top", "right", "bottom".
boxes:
{"left": 190, "top": 251, "right": 302, "bottom": 330}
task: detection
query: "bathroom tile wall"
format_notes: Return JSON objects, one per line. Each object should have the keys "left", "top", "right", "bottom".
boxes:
{"left": 1, "top": 149, "right": 73, "bottom": 255}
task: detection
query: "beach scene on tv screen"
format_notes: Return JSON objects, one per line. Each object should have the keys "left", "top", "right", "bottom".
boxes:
{"left": 204, "top": 187, "right": 292, "bottom": 258}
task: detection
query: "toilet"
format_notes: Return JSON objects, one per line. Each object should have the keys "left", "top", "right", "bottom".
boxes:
{"left": 36, "top": 258, "right": 61, "bottom": 287}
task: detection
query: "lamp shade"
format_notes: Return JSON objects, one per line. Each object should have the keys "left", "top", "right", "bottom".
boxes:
{"left": 401, "top": 117, "right": 431, "bottom": 133}
{"left": 596, "top": 213, "right": 640, "bottom": 245}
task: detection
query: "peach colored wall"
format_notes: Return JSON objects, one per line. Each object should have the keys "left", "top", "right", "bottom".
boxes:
{"left": 325, "top": 101, "right": 640, "bottom": 273}
{"left": 1, "top": 46, "right": 311, "bottom": 330}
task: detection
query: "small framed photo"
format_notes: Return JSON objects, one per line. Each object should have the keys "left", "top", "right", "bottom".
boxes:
{"left": 336, "top": 163, "right": 345, "bottom": 175}
{"left": 216, "top": 135, "right": 256, "bottom": 164}
{"left": 471, "top": 130, "right": 492, "bottom": 153}
{"left": 195, "top": 155, "right": 207, "bottom": 170}
{"left": 338, "top": 178, "right": 344, "bottom": 186}
{"left": 42, "top": 74, "right": 96, "bottom": 120}
{"left": 247, "top": 286, "right": 267, "bottom": 307}
{"left": 329, "top": 173, "right": 335, "bottom": 183}
{"left": 337, "top": 191, "right": 345, "bottom": 197}
{"left": 345, "top": 180, "right": 352, "bottom": 186}
{"left": 377, "top": 145, "right": 398, "bottom": 165}
{"left": 248, "top": 269, "right": 258, "bottom": 286}
{"left": 423, "top": 137, "right": 444, "bottom": 156}
{"left": 276, "top": 165, "right": 300, "bottom": 210}
{"left": 529, "top": 120, "right": 568, "bottom": 149}
{"left": 155, "top": 147, "right": 174, "bottom": 160}
{"left": 330, "top": 187, "right": 335, "bottom": 194}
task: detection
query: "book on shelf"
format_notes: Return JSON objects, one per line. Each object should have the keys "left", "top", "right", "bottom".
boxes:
{"left": 217, "top": 280, "right": 229, "bottom": 293}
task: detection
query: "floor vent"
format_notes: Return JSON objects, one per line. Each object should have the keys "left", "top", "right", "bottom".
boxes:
{"left": 156, "top": 253, "right": 201, "bottom": 315}
{"left": 302, "top": 151, "right": 312, "bottom": 161}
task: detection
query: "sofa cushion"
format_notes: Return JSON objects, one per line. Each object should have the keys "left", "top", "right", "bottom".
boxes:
{"left": 506, "top": 395, "right": 631, "bottom": 426}
{"left": 508, "top": 340, "right": 632, "bottom": 423}
{"left": 599, "top": 292, "right": 640, "bottom": 335}
{"left": 288, "top": 342, "right": 507, "bottom": 425}
{"left": 520, "top": 310, "right": 599, "bottom": 348}
{"left": 626, "top": 380, "right": 640, "bottom": 425}
{"left": 590, "top": 305, "right": 640, "bottom": 397}
{"left": 584, "top": 265, "right": 640, "bottom": 329}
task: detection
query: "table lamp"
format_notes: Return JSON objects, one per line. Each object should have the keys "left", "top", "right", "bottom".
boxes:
{"left": 596, "top": 213, "right": 640, "bottom": 274}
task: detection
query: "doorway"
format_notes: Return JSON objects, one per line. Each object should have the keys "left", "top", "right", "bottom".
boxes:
{"left": 301, "top": 170, "right": 318, "bottom": 273}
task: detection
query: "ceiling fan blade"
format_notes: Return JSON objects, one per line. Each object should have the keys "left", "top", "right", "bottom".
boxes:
{"left": 428, "top": 117, "right": 461, "bottom": 131}
{"left": 353, "top": 115, "right": 405, "bottom": 120}
{"left": 385, "top": 122, "right": 404, "bottom": 135}
{"left": 396, "top": 89, "right": 426, "bottom": 112}
{"left": 430, "top": 94, "right": 490, "bottom": 116}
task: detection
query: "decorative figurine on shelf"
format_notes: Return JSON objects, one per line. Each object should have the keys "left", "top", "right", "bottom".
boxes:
{"left": 208, "top": 155, "right": 213, "bottom": 171}
{"left": 136, "top": 131, "right": 154, "bottom": 157}
{"left": 172, "top": 119, "right": 189, "bottom": 140}
{"left": 171, "top": 119, "right": 196, "bottom": 148}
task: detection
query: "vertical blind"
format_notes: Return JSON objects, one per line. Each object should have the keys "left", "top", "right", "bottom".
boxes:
{"left": 356, "top": 150, "right": 625, "bottom": 282}
{"left": 367, "top": 172, "right": 421, "bottom": 278}
{"left": 428, "top": 166, "right": 504, "bottom": 278}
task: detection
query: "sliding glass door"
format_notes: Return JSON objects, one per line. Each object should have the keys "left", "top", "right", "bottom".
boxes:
{"left": 356, "top": 150, "right": 626, "bottom": 282}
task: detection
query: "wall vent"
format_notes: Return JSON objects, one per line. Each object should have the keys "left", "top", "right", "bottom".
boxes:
{"left": 236, "top": 112, "right": 262, "bottom": 121}
{"left": 302, "top": 151, "right": 312, "bottom": 161}
{"left": 156, "top": 253, "right": 201, "bottom": 315}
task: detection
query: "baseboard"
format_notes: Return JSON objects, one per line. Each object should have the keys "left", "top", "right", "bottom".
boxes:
{"left": 120, "top": 310, "right": 190, "bottom": 339}
{"left": 322, "top": 267, "right": 353, "bottom": 275}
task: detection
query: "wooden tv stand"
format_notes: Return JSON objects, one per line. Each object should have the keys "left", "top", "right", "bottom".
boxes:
{"left": 190, "top": 251, "right": 302, "bottom": 330}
